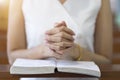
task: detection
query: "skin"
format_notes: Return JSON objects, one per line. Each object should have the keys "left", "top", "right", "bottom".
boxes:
{"left": 7, "top": 0, "right": 113, "bottom": 65}
{"left": 60, "top": 0, "right": 66, "bottom": 4}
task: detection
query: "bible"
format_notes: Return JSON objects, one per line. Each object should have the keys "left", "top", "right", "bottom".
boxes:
{"left": 10, "top": 58, "right": 101, "bottom": 77}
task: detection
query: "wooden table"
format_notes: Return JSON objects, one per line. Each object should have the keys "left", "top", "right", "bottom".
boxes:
{"left": 0, "top": 64, "right": 120, "bottom": 80}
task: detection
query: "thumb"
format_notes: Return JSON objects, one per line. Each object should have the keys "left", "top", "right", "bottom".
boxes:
{"left": 54, "top": 21, "right": 67, "bottom": 28}
{"left": 61, "top": 21, "right": 67, "bottom": 27}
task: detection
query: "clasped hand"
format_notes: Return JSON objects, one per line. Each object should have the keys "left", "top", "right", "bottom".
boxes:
{"left": 45, "top": 21, "right": 79, "bottom": 60}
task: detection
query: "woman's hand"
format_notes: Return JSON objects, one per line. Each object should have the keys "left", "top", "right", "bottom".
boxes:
{"left": 45, "top": 21, "right": 81, "bottom": 60}
{"left": 34, "top": 44, "right": 62, "bottom": 59}
{"left": 45, "top": 21, "right": 75, "bottom": 53}
{"left": 58, "top": 43, "right": 80, "bottom": 60}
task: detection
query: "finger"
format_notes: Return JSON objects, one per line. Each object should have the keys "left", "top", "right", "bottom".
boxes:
{"left": 46, "top": 21, "right": 66, "bottom": 35}
{"left": 54, "top": 32, "right": 74, "bottom": 41}
{"left": 62, "top": 21, "right": 67, "bottom": 27}
{"left": 45, "top": 35, "right": 63, "bottom": 43}
{"left": 43, "top": 45, "right": 61, "bottom": 59}
{"left": 47, "top": 43, "right": 64, "bottom": 51}
{"left": 52, "top": 42, "right": 73, "bottom": 48}
{"left": 54, "top": 22, "right": 63, "bottom": 27}
{"left": 63, "top": 27, "right": 75, "bottom": 35}
{"left": 51, "top": 52, "right": 62, "bottom": 59}
{"left": 45, "top": 44, "right": 63, "bottom": 58}
{"left": 56, "top": 50, "right": 65, "bottom": 54}
{"left": 47, "top": 42, "right": 73, "bottom": 52}
{"left": 46, "top": 36, "right": 71, "bottom": 43}
{"left": 55, "top": 22, "right": 75, "bottom": 35}
{"left": 55, "top": 21, "right": 67, "bottom": 27}
{"left": 45, "top": 33, "right": 74, "bottom": 43}
{"left": 56, "top": 48, "right": 68, "bottom": 55}
{"left": 56, "top": 47, "right": 71, "bottom": 54}
{"left": 45, "top": 28, "right": 58, "bottom": 35}
{"left": 46, "top": 26, "right": 75, "bottom": 36}
{"left": 45, "top": 26, "right": 65, "bottom": 35}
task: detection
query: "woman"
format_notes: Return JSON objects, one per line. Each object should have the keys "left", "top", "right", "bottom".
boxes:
{"left": 7, "top": 0, "right": 113, "bottom": 80}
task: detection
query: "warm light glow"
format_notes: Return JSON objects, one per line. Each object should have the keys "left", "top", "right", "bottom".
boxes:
{"left": 0, "top": 0, "right": 9, "bottom": 5}
{"left": 0, "top": 0, "right": 5, "bottom": 4}
{"left": 0, "top": 0, "right": 9, "bottom": 6}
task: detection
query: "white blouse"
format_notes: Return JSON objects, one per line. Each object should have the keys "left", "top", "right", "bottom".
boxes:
{"left": 21, "top": 0, "right": 101, "bottom": 80}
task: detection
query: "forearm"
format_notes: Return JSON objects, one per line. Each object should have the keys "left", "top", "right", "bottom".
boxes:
{"left": 81, "top": 48, "right": 112, "bottom": 64}
{"left": 8, "top": 45, "right": 45, "bottom": 65}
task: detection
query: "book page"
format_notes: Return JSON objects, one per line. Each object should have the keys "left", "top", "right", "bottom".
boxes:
{"left": 10, "top": 58, "right": 57, "bottom": 74}
{"left": 13, "top": 58, "right": 56, "bottom": 67}
{"left": 57, "top": 60, "right": 101, "bottom": 77}
{"left": 57, "top": 60, "right": 99, "bottom": 71}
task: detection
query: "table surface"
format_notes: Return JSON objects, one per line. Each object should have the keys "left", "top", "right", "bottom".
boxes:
{"left": 0, "top": 64, "right": 120, "bottom": 80}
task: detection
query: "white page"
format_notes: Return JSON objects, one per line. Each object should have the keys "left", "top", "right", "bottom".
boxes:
{"left": 57, "top": 60, "right": 100, "bottom": 72}
{"left": 13, "top": 58, "right": 56, "bottom": 67}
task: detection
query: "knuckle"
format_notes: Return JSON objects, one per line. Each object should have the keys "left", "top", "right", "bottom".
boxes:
{"left": 57, "top": 28, "right": 61, "bottom": 32}
{"left": 57, "top": 46, "right": 61, "bottom": 50}
{"left": 61, "top": 26, "right": 65, "bottom": 30}
{"left": 48, "top": 36, "right": 51, "bottom": 40}
{"left": 59, "top": 26, "right": 65, "bottom": 31}
{"left": 49, "top": 45, "right": 53, "bottom": 49}
{"left": 47, "top": 36, "right": 51, "bottom": 40}
{"left": 60, "top": 32, "right": 64, "bottom": 37}
{"left": 61, "top": 42, "right": 65, "bottom": 46}
{"left": 59, "top": 37, "right": 63, "bottom": 42}
{"left": 46, "top": 37, "right": 50, "bottom": 41}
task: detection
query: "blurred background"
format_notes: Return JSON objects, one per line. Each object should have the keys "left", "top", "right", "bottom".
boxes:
{"left": 0, "top": 0, "right": 120, "bottom": 64}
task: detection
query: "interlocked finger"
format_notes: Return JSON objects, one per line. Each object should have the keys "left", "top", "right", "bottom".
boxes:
{"left": 46, "top": 32, "right": 74, "bottom": 42}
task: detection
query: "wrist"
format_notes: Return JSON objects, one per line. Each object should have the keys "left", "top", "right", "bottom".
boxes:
{"left": 76, "top": 44, "right": 83, "bottom": 61}
{"left": 71, "top": 44, "right": 82, "bottom": 61}
{"left": 30, "top": 44, "right": 48, "bottom": 59}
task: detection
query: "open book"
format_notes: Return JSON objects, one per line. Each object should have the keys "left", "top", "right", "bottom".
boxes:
{"left": 10, "top": 58, "right": 101, "bottom": 77}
